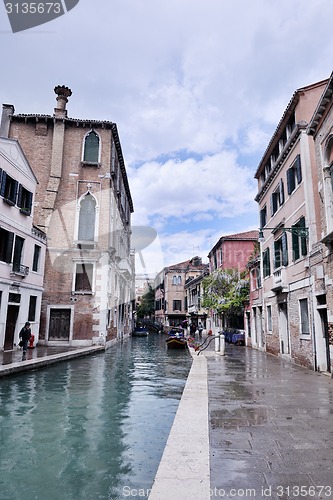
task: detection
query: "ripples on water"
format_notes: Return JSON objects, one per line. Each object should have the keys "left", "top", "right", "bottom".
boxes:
{"left": 0, "top": 334, "right": 192, "bottom": 500}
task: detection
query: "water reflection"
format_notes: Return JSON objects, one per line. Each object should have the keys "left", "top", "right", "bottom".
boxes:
{"left": 0, "top": 334, "right": 192, "bottom": 499}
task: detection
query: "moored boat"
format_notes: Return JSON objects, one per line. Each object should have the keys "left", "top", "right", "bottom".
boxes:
{"left": 132, "top": 325, "right": 149, "bottom": 337}
{"left": 166, "top": 327, "right": 187, "bottom": 349}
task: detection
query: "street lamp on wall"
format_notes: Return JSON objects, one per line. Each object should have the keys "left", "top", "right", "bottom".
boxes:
{"left": 258, "top": 226, "right": 309, "bottom": 243}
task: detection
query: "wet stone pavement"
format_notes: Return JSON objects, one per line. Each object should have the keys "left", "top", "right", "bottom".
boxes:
{"left": 207, "top": 345, "right": 333, "bottom": 500}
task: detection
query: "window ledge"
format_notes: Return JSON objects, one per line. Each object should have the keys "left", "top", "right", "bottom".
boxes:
{"left": 3, "top": 198, "right": 15, "bottom": 207}
{"left": 20, "top": 208, "right": 31, "bottom": 215}
{"left": 81, "top": 161, "right": 101, "bottom": 168}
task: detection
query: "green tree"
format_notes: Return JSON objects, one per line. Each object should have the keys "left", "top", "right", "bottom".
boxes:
{"left": 136, "top": 284, "right": 155, "bottom": 319}
{"left": 202, "top": 268, "right": 249, "bottom": 328}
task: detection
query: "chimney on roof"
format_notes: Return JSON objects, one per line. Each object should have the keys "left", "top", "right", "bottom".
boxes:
{"left": 0, "top": 104, "right": 15, "bottom": 138}
{"left": 54, "top": 85, "right": 72, "bottom": 118}
{"left": 191, "top": 256, "right": 202, "bottom": 266}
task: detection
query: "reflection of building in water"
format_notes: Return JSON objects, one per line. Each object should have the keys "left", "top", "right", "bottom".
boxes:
{"left": 0, "top": 85, "right": 134, "bottom": 347}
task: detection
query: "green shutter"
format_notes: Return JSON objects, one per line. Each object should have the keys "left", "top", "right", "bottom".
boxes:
{"left": 286, "top": 167, "right": 295, "bottom": 194}
{"left": 0, "top": 171, "right": 6, "bottom": 197}
{"left": 300, "top": 217, "right": 307, "bottom": 256}
{"left": 17, "top": 184, "right": 23, "bottom": 208}
{"left": 5, "top": 231, "right": 14, "bottom": 263}
{"left": 295, "top": 155, "right": 302, "bottom": 184}
{"left": 282, "top": 232, "right": 288, "bottom": 266}
{"left": 292, "top": 231, "right": 299, "bottom": 261}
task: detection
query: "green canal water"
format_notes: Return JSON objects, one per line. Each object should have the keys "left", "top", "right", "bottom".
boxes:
{"left": 0, "top": 333, "right": 192, "bottom": 500}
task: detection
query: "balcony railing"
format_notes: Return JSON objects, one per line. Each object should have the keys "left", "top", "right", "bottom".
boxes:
{"left": 271, "top": 268, "right": 287, "bottom": 292}
{"left": 11, "top": 264, "right": 29, "bottom": 277}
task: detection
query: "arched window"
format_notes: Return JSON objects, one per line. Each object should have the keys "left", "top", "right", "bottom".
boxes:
{"left": 78, "top": 193, "right": 96, "bottom": 241}
{"left": 172, "top": 275, "right": 177, "bottom": 285}
{"left": 83, "top": 131, "right": 100, "bottom": 163}
{"left": 177, "top": 276, "right": 182, "bottom": 285}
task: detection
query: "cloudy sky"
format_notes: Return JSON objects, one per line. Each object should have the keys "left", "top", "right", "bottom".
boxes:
{"left": 1, "top": 0, "right": 333, "bottom": 276}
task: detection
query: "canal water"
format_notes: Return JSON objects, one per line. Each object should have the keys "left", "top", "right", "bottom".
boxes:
{"left": 0, "top": 333, "right": 192, "bottom": 500}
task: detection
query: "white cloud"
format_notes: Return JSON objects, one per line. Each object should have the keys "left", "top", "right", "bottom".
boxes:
{"left": 129, "top": 151, "right": 257, "bottom": 227}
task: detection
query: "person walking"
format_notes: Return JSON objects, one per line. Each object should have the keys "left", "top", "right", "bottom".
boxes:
{"left": 19, "top": 322, "right": 31, "bottom": 361}
{"left": 198, "top": 321, "right": 203, "bottom": 338}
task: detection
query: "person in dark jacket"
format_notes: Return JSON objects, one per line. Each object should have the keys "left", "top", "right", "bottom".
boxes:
{"left": 19, "top": 322, "right": 31, "bottom": 361}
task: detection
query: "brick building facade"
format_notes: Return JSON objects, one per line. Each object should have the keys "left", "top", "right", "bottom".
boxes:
{"left": 0, "top": 86, "right": 134, "bottom": 347}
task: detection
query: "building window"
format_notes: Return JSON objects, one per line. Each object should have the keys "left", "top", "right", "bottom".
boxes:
{"left": 267, "top": 305, "right": 272, "bottom": 333}
{"left": 173, "top": 300, "right": 182, "bottom": 311}
{"left": 12, "top": 236, "right": 24, "bottom": 272}
{"left": 274, "top": 233, "right": 288, "bottom": 268}
{"left": 299, "top": 298, "right": 310, "bottom": 335}
{"left": 172, "top": 275, "right": 181, "bottom": 285}
{"left": 78, "top": 193, "right": 96, "bottom": 241}
{"left": 32, "top": 245, "right": 41, "bottom": 272}
{"left": 219, "top": 248, "right": 223, "bottom": 267}
{"left": 292, "top": 217, "right": 307, "bottom": 261}
{"left": 286, "top": 155, "right": 302, "bottom": 195}
{"left": 74, "top": 263, "right": 93, "bottom": 293}
{"left": 260, "top": 206, "right": 267, "bottom": 228}
{"left": 0, "top": 228, "right": 14, "bottom": 263}
{"left": 0, "top": 171, "right": 18, "bottom": 205}
{"left": 83, "top": 131, "right": 100, "bottom": 164}
{"left": 17, "top": 185, "right": 33, "bottom": 215}
{"left": 251, "top": 267, "right": 261, "bottom": 289}
{"left": 28, "top": 295, "right": 37, "bottom": 322}
{"left": 263, "top": 247, "right": 271, "bottom": 277}
{"left": 270, "top": 179, "right": 285, "bottom": 216}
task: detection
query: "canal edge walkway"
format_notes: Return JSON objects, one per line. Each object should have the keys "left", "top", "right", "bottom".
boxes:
{"left": 0, "top": 345, "right": 105, "bottom": 377}
{"left": 148, "top": 346, "right": 211, "bottom": 500}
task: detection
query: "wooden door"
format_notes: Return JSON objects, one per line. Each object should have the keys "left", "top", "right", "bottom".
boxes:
{"left": 49, "top": 309, "right": 71, "bottom": 340}
{"left": 4, "top": 305, "right": 19, "bottom": 351}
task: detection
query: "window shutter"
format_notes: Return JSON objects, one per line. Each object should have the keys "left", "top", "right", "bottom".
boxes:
{"left": 286, "top": 168, "right": 295, "bottom": 194}
{"left": 270, "top": 194, "right": 274, "bottom": 216}
{"left": 17, "top": 184, "right": 23, "bottom": 208}
{"left": 274, "top": 241, "right": 280, "bottom": 269}
{"left": 263, "top": 248, "right": 271, "bottom": 277}
{"left": 5, "top": 231, "right": 14, "bottom": 263}
{"left": 279, "top": 179, "right": 285, "bottom": 204}
{"left": 12, "top": 180, "right": 18, "bottom": 204}
{"left": 260, "top": 208, "right": 266, "bottom": 228}
{"left": 295, "top": 155, "right": 302, "bottom": 184}
{"left": 300, "top": 217, "right": 307, "bottom": 256}
{"left": 282, "top": 232, "right": 288, "bottom": 266}
{"left": 292, "top": 231, "right": 299, "bottom": 261}
{"left": 27, "top": 191, "right": 33, "bottom": 214}
{"left": 0, "top": 171, "right": 6, "bottom": 197}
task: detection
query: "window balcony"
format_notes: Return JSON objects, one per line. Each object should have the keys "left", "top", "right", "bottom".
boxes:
{"left": 271, "top": 268, "right": 287, "bottom": 292}
{"left": 117, "top": 258, "right": 132, "bottom": 278}
{"left": 11, "top": 264, "right": 29, "bottom": 277}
